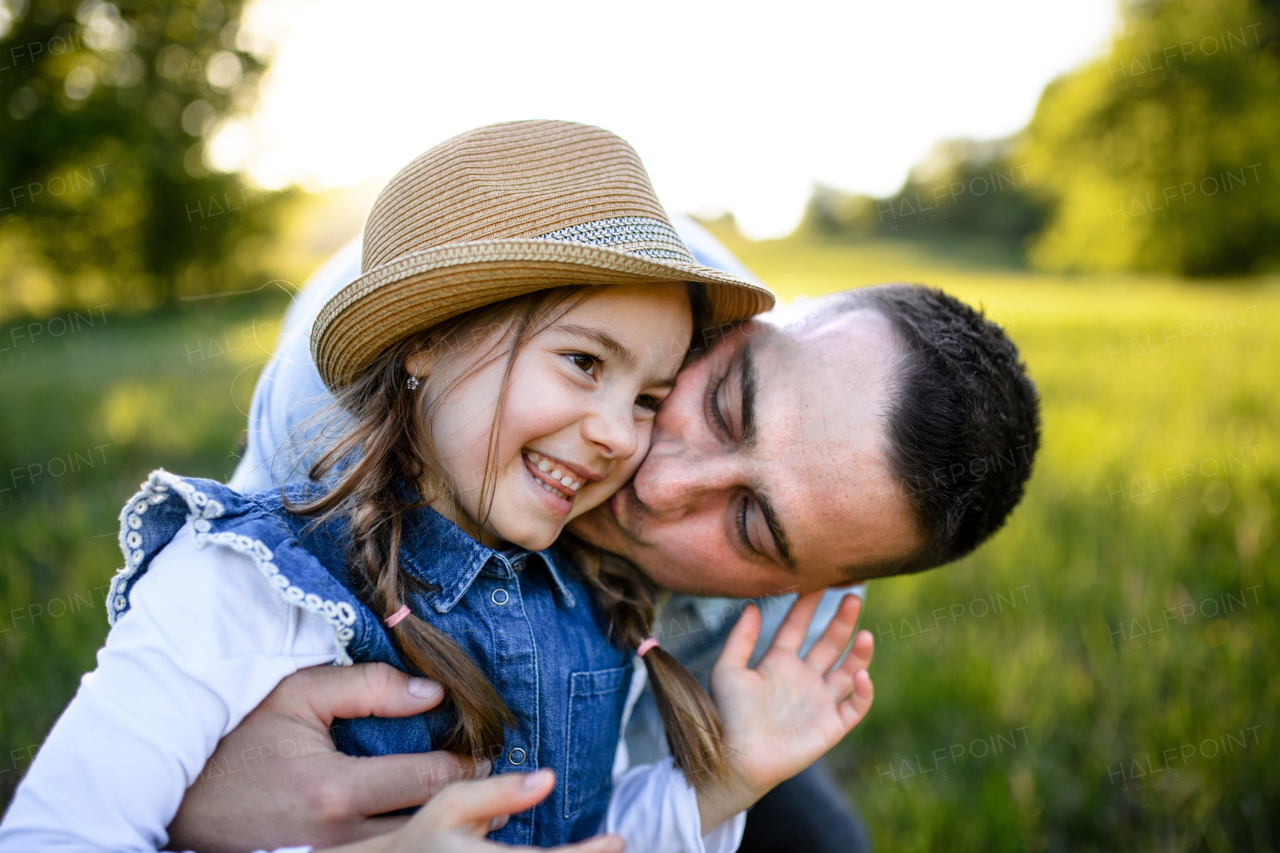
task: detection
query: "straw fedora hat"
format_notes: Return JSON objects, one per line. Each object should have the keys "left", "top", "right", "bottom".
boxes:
{"left": 311, "top": 120, "right": 774, "bottom": 391}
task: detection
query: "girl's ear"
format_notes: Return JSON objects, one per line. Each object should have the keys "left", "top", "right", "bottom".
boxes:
{"left": 405, "top": 349, "right": 433, "bottom": 377}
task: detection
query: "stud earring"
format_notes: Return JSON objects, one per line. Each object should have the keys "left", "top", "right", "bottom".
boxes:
{"left": 406, "top": 374, "right": 420, "bottom": 391}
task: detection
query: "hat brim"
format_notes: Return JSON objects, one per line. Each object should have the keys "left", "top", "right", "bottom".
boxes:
{"left": 311, "top": 238, "right": 775, "bottom": 391}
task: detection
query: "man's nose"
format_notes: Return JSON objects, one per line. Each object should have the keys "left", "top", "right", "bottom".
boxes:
{"left": 632, "top": 445, "right": 741, "bottom": 516}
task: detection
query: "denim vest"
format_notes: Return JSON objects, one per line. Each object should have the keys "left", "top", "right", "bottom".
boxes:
{"left": 107, "top": 470, "right": 630, "bottom": 846}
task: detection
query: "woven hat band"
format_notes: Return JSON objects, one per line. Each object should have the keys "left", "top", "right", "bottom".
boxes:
{"left": 535, "top": 216, "right": 697, "bottom": 264}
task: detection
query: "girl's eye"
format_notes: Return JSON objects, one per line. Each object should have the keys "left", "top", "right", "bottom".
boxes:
{"left": 568, "top": 353, "right": 597, "bottom": 375}
{"left": 635, "top": 394, "right": 661, "bottom": 413}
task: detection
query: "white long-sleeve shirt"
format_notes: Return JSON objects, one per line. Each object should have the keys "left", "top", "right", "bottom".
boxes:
{"left": 0, "top": 523, "right": 743, "bottom": 853}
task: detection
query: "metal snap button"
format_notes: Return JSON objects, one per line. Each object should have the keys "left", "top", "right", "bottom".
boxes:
{"left": 491, "top": 588, "right": 510, "bottom": 605}
{"left": 508, "top": 747, "right": 526, "bottom": 765}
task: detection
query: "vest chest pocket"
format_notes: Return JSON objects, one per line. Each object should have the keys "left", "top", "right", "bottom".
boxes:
{"left": 563, "top": 666, "right": 630, "bottom": 818}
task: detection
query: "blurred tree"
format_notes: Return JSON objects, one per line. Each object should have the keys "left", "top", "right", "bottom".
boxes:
{"left": 798, "top": 137, "right": 1044, "bottom": 254}
{"left": 0, "top": 0, "right": 287, "bottom": 316}
{"left": 1020, "top": 0, "right": 1280, "bottom": 276}
{"left": 797, "top": 183, "right": 878, "bottom": 238}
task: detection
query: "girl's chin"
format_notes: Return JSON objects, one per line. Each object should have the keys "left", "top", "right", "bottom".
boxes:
{"left": 489, "top": 521, "right": 560, "bottom": 553}
{"left": 491, "top": 478, "right": 607, "bottom": 550}
{"left": 511, "top": 535, "right": 559, "bottom": 552}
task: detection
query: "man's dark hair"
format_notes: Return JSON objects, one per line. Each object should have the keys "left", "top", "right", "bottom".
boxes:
{"left": 836, "top": 284, "right": 1041, "bottom": 576}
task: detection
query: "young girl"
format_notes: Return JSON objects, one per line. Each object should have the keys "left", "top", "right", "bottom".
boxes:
{"left": 0, "top": 121, "right": 875, "bottom": 853}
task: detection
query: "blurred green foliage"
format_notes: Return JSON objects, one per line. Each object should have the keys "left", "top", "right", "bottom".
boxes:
{"left": 0, "top": 286, "right": 288, "bottom": 802}
{"left": 0, "top": 0, "right": 287, "bottom": 317}
{"left": 1021, "top": 0, "right": 1280, "bottom": 276}
{"left": 799, "top": 138, "right": 1045, "bottom": 256}
{"left": 799, "top": 0, "right": 1280, "bottom": 278}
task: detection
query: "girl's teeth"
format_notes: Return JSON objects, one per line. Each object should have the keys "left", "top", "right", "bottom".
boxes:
{"left": 539, "top": 481, "right": 569, "bottom": 500}
{"left": 526, "top": 452, "right": 580, "bottom": 494}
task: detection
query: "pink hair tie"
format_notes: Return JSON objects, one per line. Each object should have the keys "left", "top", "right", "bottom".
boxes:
{"left": 385, "top": 604, "right": 411, "bottom": 628}
{"left": 636, "top": 638, "right": 659, "bottom": 658}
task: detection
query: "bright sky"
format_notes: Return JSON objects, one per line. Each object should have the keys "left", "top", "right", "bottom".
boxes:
{"left": 223, "top": 0, "right": 1118, "bottom": 238}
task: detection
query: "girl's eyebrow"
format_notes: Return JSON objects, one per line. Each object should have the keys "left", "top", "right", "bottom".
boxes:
{"left": 554, "top": 323, "right": 638, "bottom": 370}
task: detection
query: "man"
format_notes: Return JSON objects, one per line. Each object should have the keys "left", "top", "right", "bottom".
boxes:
{"left": 173, "top": 217, "right": 1038, "bottom": 852}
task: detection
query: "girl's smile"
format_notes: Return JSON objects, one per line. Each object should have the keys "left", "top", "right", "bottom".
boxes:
{"left": 523, "top": 449, "right": 596, "bottom": 502}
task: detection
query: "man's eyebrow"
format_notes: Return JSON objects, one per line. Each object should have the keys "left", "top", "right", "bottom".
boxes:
{"left": 741, "top": 341, "right": 759, "bottom": 447}
{"left": 555, "top": 324, "right": 638, "bottom": 370}
{"left": 756, "top": 489, "right": 795, "bottom": 569}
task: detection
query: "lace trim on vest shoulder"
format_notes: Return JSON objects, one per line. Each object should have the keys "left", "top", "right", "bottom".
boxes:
{"left": 107, "top": 468, "right": 358, "bottom": 665}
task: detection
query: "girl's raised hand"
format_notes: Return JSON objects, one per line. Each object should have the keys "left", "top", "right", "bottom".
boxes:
{"left": 700, "top": 592, "right": 874, "bottom": 830}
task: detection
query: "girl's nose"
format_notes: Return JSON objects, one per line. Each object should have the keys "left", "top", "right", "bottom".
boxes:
{"left": 581, "top": 396, "right": 640, "bottom": 461}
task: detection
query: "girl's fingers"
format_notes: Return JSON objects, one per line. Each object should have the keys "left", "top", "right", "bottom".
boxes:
{"left": 504, "top": 837, "right": 626, "bottom": 853}
{"left": 802, "top": 595, "right": 862, "bottom": 674}
{"left": 842, "top": 629, "right": 875, "bottom": 672}
{"left": 419, "top": 770, "right": 557, "bottom": 836}
{"left": 713, "top": 603, "right": 761, "bottom": 673}
{"left": 555, "top": 836, "right": 626, "bottom": 853}
{"left": 825, "top": 630, "right": 873, "bottom": 703}
{"left": 824, "top": 665, "right": 855, "bottom": 703}
{"left": 836, "top": 668, "right": 874, "bottom": 730}
{"left": 506, "top": 836, "right": 627, "bottom": 853}
{"left": 769, "top": 591, "right": 825, "bottom": 655}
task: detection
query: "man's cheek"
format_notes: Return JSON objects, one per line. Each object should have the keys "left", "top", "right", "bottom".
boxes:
{"left": 653, "top": 537, "right": 714, "bottom": 577}
{"left": 615, "top": 445, "right": 646, "bottom": 483}
{"left": 565, "top": 512, "right": 616, "bottom": 549}
{"left": 656, "top": 361, "right": 711, "bottom": 426}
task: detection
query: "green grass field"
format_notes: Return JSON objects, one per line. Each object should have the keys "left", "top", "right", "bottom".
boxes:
{"left": 1, "top": 236, "right": 1276, "bottom": 850}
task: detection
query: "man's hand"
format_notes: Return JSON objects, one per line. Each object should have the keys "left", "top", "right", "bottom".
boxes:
{"left": 318, "top": 770, "right": 624, "bottom": 853}
{"left": 699, "top": 592, "right": 875, "bottom": 830}
{"left": 167, "top": 663, "right": 489, "bottom": 853}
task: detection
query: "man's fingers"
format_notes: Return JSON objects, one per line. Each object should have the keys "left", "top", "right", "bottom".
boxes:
{"left": 803, "top": 595, "right": 862, "bottom": 674}
{"left": 348, "top": 751, "right": 491, "bottom": 818}
{"left": 769, "top": 591, "right": 824, "bottom": 654}
{"left": 713, "top": 603, "right": 760, "bottom": 672}
{"left": 345, "top": 814, "right": 411, "bottom": 841}
{"left": 274, "top": 663, "right": 445, "bottom": 727}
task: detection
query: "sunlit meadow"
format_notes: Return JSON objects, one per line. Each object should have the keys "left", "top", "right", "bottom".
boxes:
{"left": 1, "top": 232, "right": 1275, "bottom": 849}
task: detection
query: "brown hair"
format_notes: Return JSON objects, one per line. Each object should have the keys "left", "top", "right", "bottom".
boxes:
{"left": 288, "top": 283, "right": 730, "bottom": 787}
